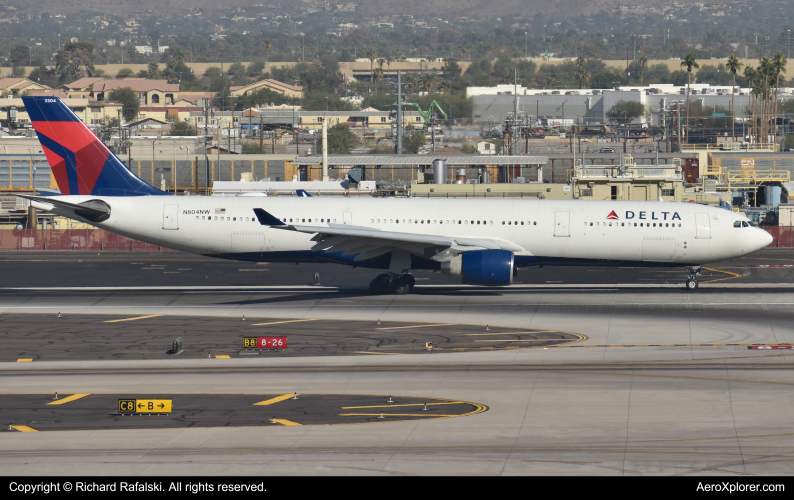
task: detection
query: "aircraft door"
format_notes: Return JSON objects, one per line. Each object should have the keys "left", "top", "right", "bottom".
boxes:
{"left": 163, "top": 204, "right": 179, "bottom": 230}
{"left": 343, "top": 211, "right": 352, "bottom": 225}
{"left": 554, "top": 211, "right": 570, "bottom": 237}
{"left": 695, "top": 212, "right": 711, "bottom": 239}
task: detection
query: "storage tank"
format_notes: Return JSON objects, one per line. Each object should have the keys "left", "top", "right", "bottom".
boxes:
{"left": 455, "top": 168, "right": 467, "bottom": 184}
{"left": 432, "top": 158, "right": 447, "bottom": 184}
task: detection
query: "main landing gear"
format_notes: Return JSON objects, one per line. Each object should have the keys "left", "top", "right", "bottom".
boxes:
{"left": 369, "top": 273, "right": 416, "bottom": 295}
{"left": 685, "top": 266, "right": 702, "bottom": 291}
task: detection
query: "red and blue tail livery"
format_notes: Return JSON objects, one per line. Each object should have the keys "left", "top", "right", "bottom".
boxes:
{"left": 22, "top": 96, "right": 168, "bottom": 197}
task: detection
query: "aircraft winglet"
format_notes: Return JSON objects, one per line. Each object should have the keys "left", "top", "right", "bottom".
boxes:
{"left": 253, "top": 208, "right": 286, "bottom": 226}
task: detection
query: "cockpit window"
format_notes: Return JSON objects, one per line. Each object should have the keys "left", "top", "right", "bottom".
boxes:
{"left": 742, "top": 221, "right": 750, "bottom": 228}
{"left": 734, "top": 221, "right": 742, "bottom": 228}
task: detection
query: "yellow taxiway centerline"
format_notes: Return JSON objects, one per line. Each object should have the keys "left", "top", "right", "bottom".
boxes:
{"left": 254, "top": 394, "right": 298, "bottom": 406}
{"left": 376, "top": 323, "right": 456, "bottom": 330}
{"left": 47, "top": 393, "right": 90, "bottom": 406}
{"left": 250, "top": 319, "right": 320, "bottom": 326}
{"left": 104, "top": 314, "right": 162, "bottom": 323}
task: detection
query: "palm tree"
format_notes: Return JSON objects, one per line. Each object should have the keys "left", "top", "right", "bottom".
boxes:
{"left": 772, "top": 52, "right": 787, "bottom": 147}
{"left": 373, "top": 67, "right": 384, "bottom": 94}
{"left": 759, "top": 57, "right": 773, "bottom": 144}
{"left": 365, "top": 47, "right": 378, "bottom": 84}
{"left": 377, "top": 58, "right": 385, "bottom": 70}
{"left": 386, "top": 56, "right": 394, "bottom": 73}
{"left": 263, "top": 40, "right": 272, "bottom": 73}
{"left": 744, "top": 65, "right": 756, "bottom": 143}
{"left": 680, "top": 52, "right": 699, "bottom": 144}
{"left": 147, "top": 62, "right": 159, "bottom": 79}
{"left": 465, "top": 44, "right": 474, "bottom": 61}
{"left": 638, "top": 56, "right": 648, "bottom": 86}
{"left": 726, "top": 54, "right": 743, "bottom": 141}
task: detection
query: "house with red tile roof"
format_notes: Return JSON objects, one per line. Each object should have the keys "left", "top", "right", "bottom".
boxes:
{"left": 229, "top": 79, "right": 303, "bottom": 98}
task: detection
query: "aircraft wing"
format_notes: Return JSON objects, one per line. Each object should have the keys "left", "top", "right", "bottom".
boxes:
{"left": 253, "top": 208, "right": 524, "bottom": 262}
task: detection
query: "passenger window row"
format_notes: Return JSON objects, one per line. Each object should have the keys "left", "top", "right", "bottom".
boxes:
{"left": 369, "top": 219, "right": 495, "bottom": 225}
{"left": 585, "top": 221, "right": 682, "bottom": 228}
{"left": 195, "top": 216, "right": 257, "bottom": 222}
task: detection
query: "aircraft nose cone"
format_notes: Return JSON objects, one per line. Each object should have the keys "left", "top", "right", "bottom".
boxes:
{"left": 761, "top": 229, "right": 774, "bottom": 248}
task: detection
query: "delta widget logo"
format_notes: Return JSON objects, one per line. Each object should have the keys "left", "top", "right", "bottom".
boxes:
{"left": 606, "top": 210, "right": 619, "bottom": 220}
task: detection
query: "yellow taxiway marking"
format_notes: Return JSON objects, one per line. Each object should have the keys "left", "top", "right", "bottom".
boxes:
{"left": 376, "top": 323, "right": 456, "bottom": 330}
{"left": 9, "top": 425, "right": 38, "bottom": 432}
{"left": 250, "top": 319, "right": 319, "bottom": 326}
{"left": 47, "top": 393, "right": 90, "bottom": 405}
{"left": 340, "top": 413, "right": 458, "bottom": 418}
{"left": 104, "top": 314, "right": 162, "bottom": 323}
{"left": 466, "top": 330, "right": 560, "bottom": 336}
{"left": 272, "top": 419, "right": 302, "bottom": 426}
{"left": 16, "top": 359, "right": 32, "bottom": 362}
{"left": 353, "top": 351, "right": 406, "bottom": 355}
{"left": 253, "top": 394, "right": 297, "bottom": 406}
{"left": 474, "top": 339, "right": 571, "bottom": 342}
{"left": 701, "top": 267, "right": 743, "bottom": 283}
{"left": 214, "top": 355, "right": 231, "bottom": 359}
{"left": 341, "top": 401, "right": 464, "bottom": 410}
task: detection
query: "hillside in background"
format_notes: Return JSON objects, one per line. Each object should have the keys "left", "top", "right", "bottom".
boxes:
{"left": 0, "top": 0, "right": 741, "bottom": 19}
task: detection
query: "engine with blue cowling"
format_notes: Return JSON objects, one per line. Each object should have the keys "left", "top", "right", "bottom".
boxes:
{"left": 441, "top": 249, "right": 514, "bottom": 286}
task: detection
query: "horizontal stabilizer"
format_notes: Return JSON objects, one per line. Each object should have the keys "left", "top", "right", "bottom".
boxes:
{"left": 18, "top": 195, "right": 111, "bottom": 223}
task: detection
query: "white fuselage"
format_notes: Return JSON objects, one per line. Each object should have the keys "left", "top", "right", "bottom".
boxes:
{"left": 50, "top": 196, "right": 772, "bottom": 267}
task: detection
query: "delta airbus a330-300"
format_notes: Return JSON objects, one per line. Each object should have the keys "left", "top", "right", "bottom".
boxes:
{"left": 19, "top": 96, "right": 772, "bottom": 292}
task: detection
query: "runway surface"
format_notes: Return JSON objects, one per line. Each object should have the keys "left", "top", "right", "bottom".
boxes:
{"left": 2, "top": 251, "right": 794, "bottom": 475}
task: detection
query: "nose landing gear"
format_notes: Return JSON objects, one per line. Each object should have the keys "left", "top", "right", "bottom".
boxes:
{"left": 685, "top": 266, "right": 701, "bottom": 290}
{"left": 369, "top": 273, "right": 416, "bottom": 295}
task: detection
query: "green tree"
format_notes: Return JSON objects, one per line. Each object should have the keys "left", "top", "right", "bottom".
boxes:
{"left": 241, "top": 141, "right": 261, "bottom": 154}
{"left": 108, "top": 87, "right": 139, "bottom": 122}
{"left": 726, "top": 54, "right": 743, "bottom": 140}
{"left": 606, "top": 100, "right": 647, "bottom": 125}
{"left": 638, "top": 56, "right": 648, "bottom": 85}
{"left": 169, "top": 120, "right": 198, "bottom": 136}
{"left": 263, "top": 40, "right": 272, "bottom": 72}
{"left": 328, "top": 124, "right": 356, "bottom": 154}
{"left": 116, "top": 67, "right": 134, "bottom": 79}
{"left": 366, "top": 47, "right": 378, "bottom": 84}
{"left": 55, "top": 42, "right": 96, "bottom": 83}
{"left": 403, "top": 130, "right": 426, "bottom": 154}
{"left": 772, "top": 53, "right": 787, "bottom": 142}
{"left": 680, "top": 52, "right": 699, "bottom": 143}
{"left": 8, "top": 44, "right": 30, "bottom": 76}
{"left": 147, "top": 62, "right": 159, "bottom": 79}
{"left": 441, "top": 58, "right": 462, "bottom": 80}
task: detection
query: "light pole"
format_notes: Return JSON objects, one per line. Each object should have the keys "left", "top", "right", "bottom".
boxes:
{"left": 145, "top": 133, "right": 161, "bottom": 189}
{"left": 788, "top": 30, "right": 791, "bottom": 59}
{"left": 525, "top": 32, "right": 528, "bottom": 58}
{"left": 58, "top": 34, "right": 61, "bottom": 52}
{"left": 301, "top": 33, "right": 305, "bottom": 62}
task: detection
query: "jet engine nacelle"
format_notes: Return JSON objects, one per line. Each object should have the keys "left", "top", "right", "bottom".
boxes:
{"left": 441, "top": 249, "right": 514, "bottom": 286}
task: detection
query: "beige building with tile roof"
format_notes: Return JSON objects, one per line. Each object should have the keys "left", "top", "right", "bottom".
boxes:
{"left": 0, "top": 78, "right": 51, "bottom": 96}
{"left": 92, "top": 78, "right": 180, "bottom": 105}
{"left": 230, "top": 79, "right": 303, "bottom": 98}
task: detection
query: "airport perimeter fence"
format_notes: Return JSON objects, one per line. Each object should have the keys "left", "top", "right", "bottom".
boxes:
{"left": 0, "top": 230, "right": 174, "bottom": 252}
{"left": 0, "top": 227, "right": 792, "bottom": 251}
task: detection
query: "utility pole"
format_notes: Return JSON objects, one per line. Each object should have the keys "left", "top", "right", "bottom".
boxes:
{"left": 396, "top": 70, "right": 403, "bottom": 154}
{"left": 259, "top": 115, "right": 263, "bottom": 154}
{"left": 204, "top": 103, "right": 210, "bottom": 195}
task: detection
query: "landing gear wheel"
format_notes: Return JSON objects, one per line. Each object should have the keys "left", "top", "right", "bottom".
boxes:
{"left": 402, "top": 274, "right": 416, "bottom": 290}
{"left": 393, "top": 276, "right": 411, "bottom": 295}
{"left": 686, "top": 279, "right": 699, "bottom": 290}
{"left": 369, "top": 275, "right": 391, "bottom": 295}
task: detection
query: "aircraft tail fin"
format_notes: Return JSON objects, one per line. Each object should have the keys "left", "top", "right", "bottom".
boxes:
{"left": 296, "top": 189, "right": 312, "bottom": 197}
{"left": 22, "top": 96, "right": 168, "bottom": 196}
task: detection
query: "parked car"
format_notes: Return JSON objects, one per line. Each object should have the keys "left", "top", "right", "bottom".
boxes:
{"left": 597, "top": 147, "right": 615, "bottom": 153}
